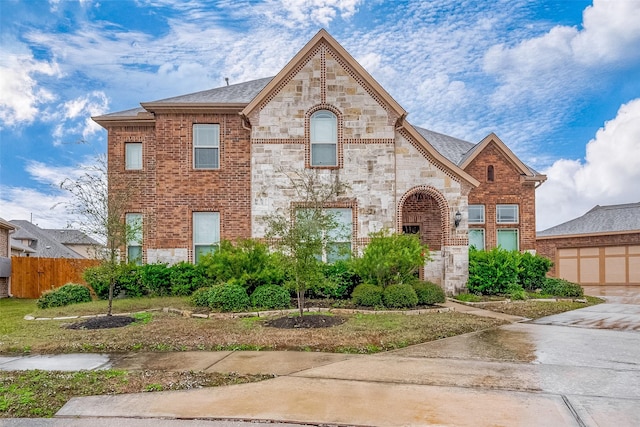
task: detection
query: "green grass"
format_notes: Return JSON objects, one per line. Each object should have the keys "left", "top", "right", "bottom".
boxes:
{"left": 0, "top": 369, "right": 272, "bottom": 418}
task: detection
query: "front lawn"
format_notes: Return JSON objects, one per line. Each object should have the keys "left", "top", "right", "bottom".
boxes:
{"left": 1, "top": 297, "right": 508, "bottom": 354}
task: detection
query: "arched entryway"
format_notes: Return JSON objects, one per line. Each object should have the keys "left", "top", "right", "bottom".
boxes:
{"left": 398, "top": 186, "right": 450, "bottom": 251}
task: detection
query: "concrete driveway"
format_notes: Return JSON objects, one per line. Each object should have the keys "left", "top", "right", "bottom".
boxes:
{"left": 15, "top": 287, "right": 640, "bottom": 426}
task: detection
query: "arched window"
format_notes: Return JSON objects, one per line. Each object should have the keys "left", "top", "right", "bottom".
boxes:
{"left": 310, "top": 110, "right": 337, "bottom": 166}
{"left": 487, "top": 165, "right": 495, "bottom": 182}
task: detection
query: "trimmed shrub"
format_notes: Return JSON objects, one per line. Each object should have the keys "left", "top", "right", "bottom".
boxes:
{"left": 37, "top": 284, "right": 92, "bottom": 309}
{"left": 83, "top": 264, "right": 118, "bottom": 300}
{"left": 170, "top": 262, "right": 209, "bottom": 296}
{"left": 140, "top": 263, "right": 171, "bottom": 296}
{"left": 208, "top": 284, "right": 250, "bottom": 312}
{"left": 541, "top": 278, "right": 584, "bottom": 297}
{"left": 118, "top": 263, "right": 143, "bottom": 297}
{"left": 383, "top": 284, "right": 418, "bottom": 308}
{"left": 190, "top": 287, "right": 214, "bottom": 307}
{"left": 351, "top": 283, "right": 383, "bottom": 307}
{"left": 467, "top": 247, "right": 521, "bottom": 295}
{"left": 508, "top": 285, "right": 528, "bottom": 300}
{"left": 518, "top": 252, "right": 553, "bottom": 291}
{"left": 199, "top": 239, "right": 286, "bottom": 295}
{"left": 354, "top": 230, "right": 429, "bottom": 288}
{"left": 250, "top": 285, "right": 291, "bottom": 310}
{"left": 308, "top": 260, "right": 360, "bottom": 299}
{"left": 413, "top": 281, "right": 446, "bottom": 305}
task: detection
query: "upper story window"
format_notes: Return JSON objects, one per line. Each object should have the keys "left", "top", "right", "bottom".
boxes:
{"left": 125, "top": 213, "right": 143, "bottom": 265}
{"left": 497, "top": 204, "right": 519, "bottom": 224}
{"left": 193, "top": 124, "right": 220, "bottom": 169}
{"left": 487, "top": 165, "right": 495, "bottom": 182}
{"left": 125, "top": 142, "right": 142, "bottom": 170}
{"left": 310, "top": 110, "right": 337, "bottom": 167}
{"left": 468, "top": 205, "right": 485, "bottom": 224}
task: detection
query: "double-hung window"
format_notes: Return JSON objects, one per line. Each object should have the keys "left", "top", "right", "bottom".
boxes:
{"left": 193, "top": 124, "right": 220, "bottom": 169}
{"left": 468, "top": 205, "right": 485, "bottom": 224}
{"left": 125, "top": 142, "right": 142, "bottom": 170}
{"left": 125, "top": 213, "right": 143, "bottom": 264}
{"left": 497, "top": 204, "right": 519, "bottom": 224}
{"left": 310, "top": 110, "right": 337, "bottom": 166}
{"left": 468, "top": 229, "right": 485, "bottom": 250}
{"left": 325, "top": 208, "right": 352, "bottom": 263}
{"left": 497, "top": 229, "right": 519, "bottom": 251}
{"left": 193, "top": 212, "right": 220, "bottom": 263}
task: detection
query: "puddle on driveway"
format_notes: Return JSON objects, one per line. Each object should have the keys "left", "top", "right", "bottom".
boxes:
{"left": 392, "top": 326, "right": 537, "bottom": 363}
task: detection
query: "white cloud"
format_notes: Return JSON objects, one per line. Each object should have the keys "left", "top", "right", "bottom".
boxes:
{"left": 484, "top": 0, "right": 640, "bottom": 104}
{"left": 536, "top": 98, "right": 640, "bottom": 230}
{"left": 0, "top": 186, "right": 71, "bottom": 228}
{"left": 44, "top": 92, "right": 109, "bottom": 145}
{"left": 0, "top": 53, "right": 61, "bottom": 126}
{"left": 255, "top": 0, "right": 363, "bottom": 28}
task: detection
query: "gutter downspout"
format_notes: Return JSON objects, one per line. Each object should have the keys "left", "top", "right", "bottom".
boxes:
{"left": 7, "top": 228, "right": 15, "bottom": 297}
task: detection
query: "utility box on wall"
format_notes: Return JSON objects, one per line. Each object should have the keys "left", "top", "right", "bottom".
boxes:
{"left": 0, "top": 257, "right": 11, "bottom": 278}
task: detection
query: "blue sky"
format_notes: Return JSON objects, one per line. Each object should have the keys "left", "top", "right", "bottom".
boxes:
{"left": 1, "top": 0, "right": 640, "bottom": 231}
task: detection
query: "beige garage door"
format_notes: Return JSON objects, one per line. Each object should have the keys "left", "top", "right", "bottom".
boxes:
{"left": 557, "top": 245, "right": 640, "bottom": 285}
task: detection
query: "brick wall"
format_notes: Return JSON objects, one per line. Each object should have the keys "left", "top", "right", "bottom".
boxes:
{"left": 465, "top": 141, "right": 537, "bottom": 251}
{"left": 537, "top": 232, "right": 640, "bottom": 277}
{"left": 107, "top": 113, "right": 252, "bottom": 263}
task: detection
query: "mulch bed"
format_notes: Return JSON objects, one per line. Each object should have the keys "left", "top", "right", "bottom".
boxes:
{"left": 265, "top": 314, "right": 345, "bottom": 329}
{"left": 65, "top": 316, "right": 136, "bottom": 330}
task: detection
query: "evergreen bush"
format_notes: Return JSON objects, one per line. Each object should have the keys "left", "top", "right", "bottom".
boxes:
{"left": 467, "top": 247, "right": 521, "bottom": 295}
{"left": 190, "top": 287, "right": 214, "bottom": 307}
{"left": 383, "top": 284, "right": 418, "bottom": 308}
{"left": 140, "top": 263, "right": 171, "bottom": 296}
{"left": 169, "top": 262, "right": 209, "bottom": 296}
{"left": 518, "top": 252, "right": 553, "bottom": 291}
{"left": 412, "top": 281, "right": 446, "bottom": 305}
{"left": 208, "top": 283, "right": 250, "bottom": 312}
{"left": 37, "top": 283, "right": 92, "bottom": 309}
{"left": 351, "top": 283, "right": 384, "bottom": 307}
{"left": 250, "top": 285, "right": 291, "bottom": 309}
{"left": 541, "top": 277, "right": 584, "bottom": 297}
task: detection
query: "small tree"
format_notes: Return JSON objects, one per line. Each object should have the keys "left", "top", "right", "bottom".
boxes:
{"left": 265, "top": 170, "right": 348, "bottom": 317}
{"left": 354, "top": 229, "right": 430, "bottom": 288}
{"left": 59, "top": 154, "right": 139, "bottom": 316}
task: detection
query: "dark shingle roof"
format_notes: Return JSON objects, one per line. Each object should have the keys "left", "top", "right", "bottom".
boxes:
{"left": 9, "top": 221, "right": 86, "bottom": 259}
{"left": 537, "top": 202, "right": 640, "bottom": 237}
{"left": 44, "top": 229, "right": 101, "bottom": 245}
{"left": 414, "top": 126, "right": 474, "bottom": 165}
{"left": 145, "top": 77, "right": 273, "bottom": 105}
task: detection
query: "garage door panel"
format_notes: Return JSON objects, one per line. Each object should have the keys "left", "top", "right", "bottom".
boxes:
{"left": 580, "top": 258, "right": 600, "bottom": 283}
{"left": 630, "top": 255, "right": 640, "bottom": 283}
{"left": 558, "top": 258, "right": 578, "bottom": 283}
{"left": 605, "top": 257, "right": 626, "bottom": 283}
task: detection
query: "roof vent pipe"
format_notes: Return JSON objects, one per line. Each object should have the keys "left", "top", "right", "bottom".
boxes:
{"left": 224, "top": 77, "right": 229, "bottom": 86}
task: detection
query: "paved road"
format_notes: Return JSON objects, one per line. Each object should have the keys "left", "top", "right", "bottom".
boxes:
{"left": 2, "top": 288, "right": 639, "bottom": 426}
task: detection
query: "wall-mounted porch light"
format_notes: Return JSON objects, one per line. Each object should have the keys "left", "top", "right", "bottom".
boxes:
{"left": 454, "top": 210, "right": 462, "bottom": 228}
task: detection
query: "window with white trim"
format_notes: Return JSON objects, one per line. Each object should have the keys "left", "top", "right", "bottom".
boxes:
{"left": 125, "top": 213, "right": 143, "bottom": 264}
{"left": 296, "top": 207, "right": 352, "bottom": 262}
{"left": 468, "top": 205, "right": 485, "bottom": 224}
{"left": 497, "top": 229, "right": 519, "bottom": 251}
{"left": 468, "top": 229, "right": 485, "bottom": 250}
{"left": 310, "top": 110, "right": 337, "bottom": 166}
{"left": 193, "top": 124, "right": 220, "bottom": 169}
{"left": 125, "top": 142, "right": 142, "bottom": 170}
{"left": 193, "top": 212, "right": 220, "bottom": 263}
{"left": 497, "top": 204, "right": 519, "bottom": 224}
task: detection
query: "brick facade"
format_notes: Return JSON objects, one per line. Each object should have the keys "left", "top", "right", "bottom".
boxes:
{"left": 464, "top": 140, "right": 537, "bottom": 251}
{"left": 0, "top": 221, "right": 11, "bottom": 298}
{"left": 107, "top": 113, "right": 252, "bottom": 263}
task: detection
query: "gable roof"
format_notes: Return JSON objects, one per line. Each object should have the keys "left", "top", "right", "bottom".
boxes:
{"left": 459, "top": 133, "right": 546, "bottom": 183}
{"left": 537, "top": 202, "right": 640, "bottom": 237}
{"left": 241, "top": 29, "right": 406, "bottom": 122}
{"left": 0, "top": 217, "right": 16, "bottom": 231}
{"left": 44, "top": 229, "right": 101, "bottom": 246}
{"left": 9, "top": 220, "right": 89, "bottom": 258}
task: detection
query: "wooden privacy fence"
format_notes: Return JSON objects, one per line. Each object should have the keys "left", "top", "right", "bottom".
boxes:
{"left": 11, "top": 257, "right": 100, "bottom": 299}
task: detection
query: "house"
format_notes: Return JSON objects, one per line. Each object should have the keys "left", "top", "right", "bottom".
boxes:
{"left": 93, "top": 30, "right": 544, "bottom": 294}
{"left": 537, "top": 203, "right": 640, "bottom": 286}
{"left": 0, "top": 218, "right": 15, "bottom": 298}
{"left": 9, "top": 220, "right": 101, "bottom": 259}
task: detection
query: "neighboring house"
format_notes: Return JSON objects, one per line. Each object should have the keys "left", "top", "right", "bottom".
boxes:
{"left": 0, "top": 218, "right": 15, "bottom": 298}
{"left": 93, "top": 30, "right": 544, "bottom": 294}
{"left": 537, "top": 203, "right": 640, "bottom": 286}
{"left": 9, "top": 220, "right": 101, "bottom": 259}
